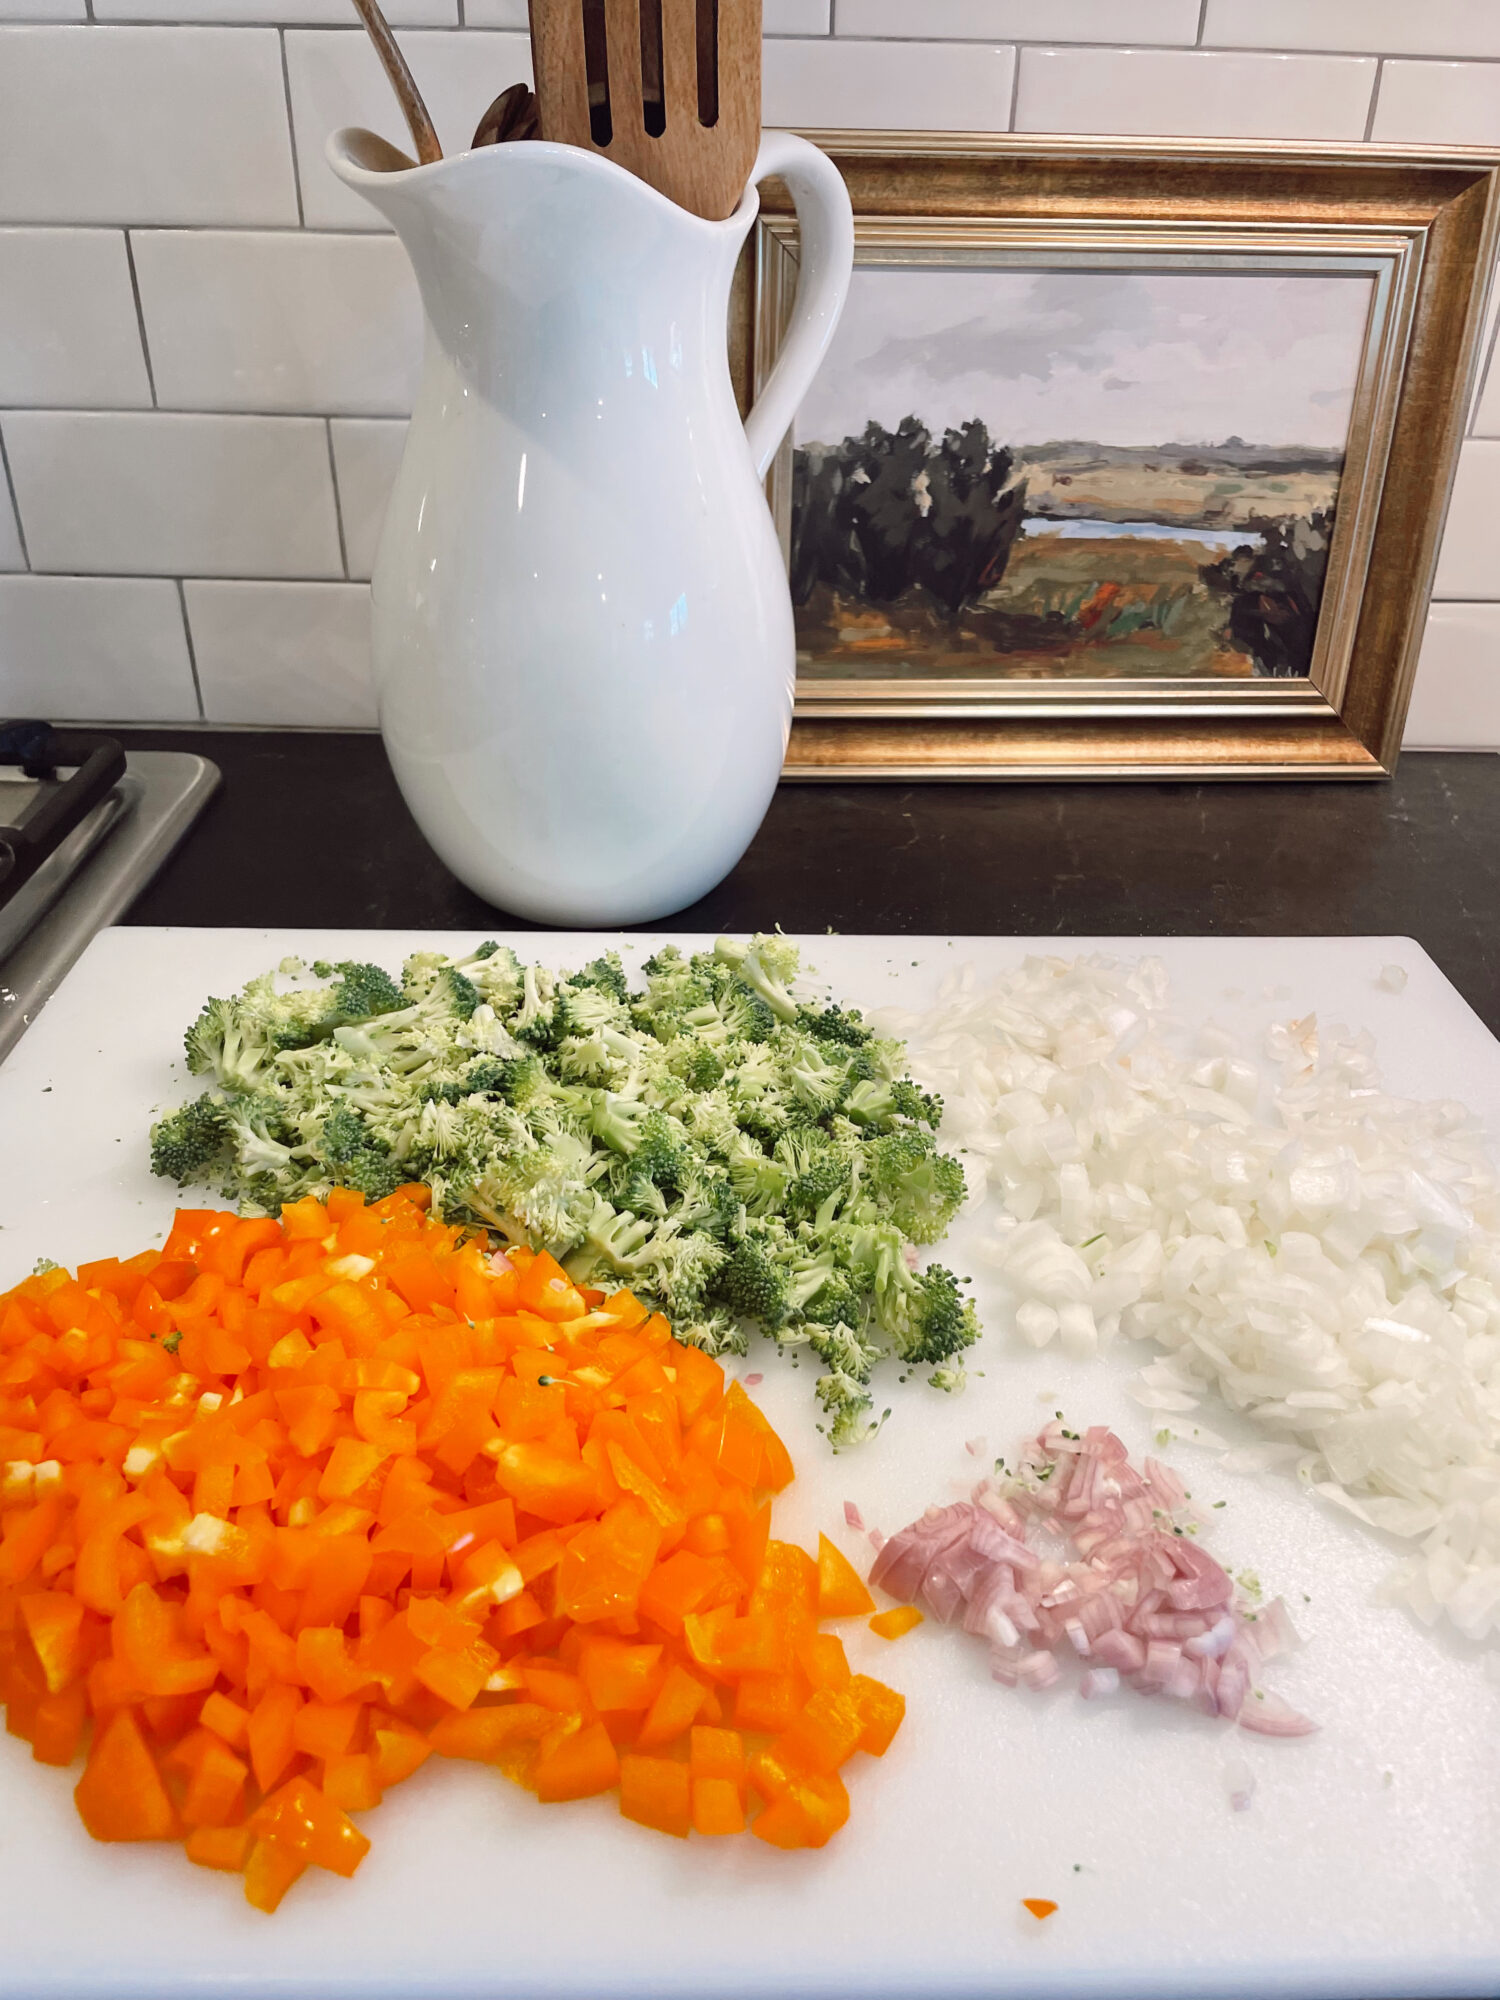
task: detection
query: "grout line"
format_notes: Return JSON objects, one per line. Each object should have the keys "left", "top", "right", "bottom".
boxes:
{"left": 7, "top": 572, "right": 361, "bottom": 586}
{"left": 1195, "top": 0, "right": 1208, "bottom": 47}
{"left": 280, "top": 27, "right": 306, "bottom": 229}
{"left": 0, "top": 422, "right": 31, "bottom": 572}
{"left": 175, "top": 577, "right": 206, "bottom": 720}
{"left": 325, "top": 418, "right": 350, "bottom": 581}
{"left": 1363, "top": 58, "right": 1384, "bottom": 143}
{"left": 456, "top": 0, "right": 465, "bottom": 22}
{"left": 122, "top": 230, "right": 158, "bottom": 409}
{"left": 1006, "top": 44, "right": 1021, "bottom": 132}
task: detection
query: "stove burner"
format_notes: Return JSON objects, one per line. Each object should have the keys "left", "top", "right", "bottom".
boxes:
{"left": 0, "top": 723, "right": 127, "bottom": 912}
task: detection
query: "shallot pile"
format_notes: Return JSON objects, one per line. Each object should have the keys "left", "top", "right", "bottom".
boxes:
{"left": 874, "top": 955, "right": 1500, "bottom": 1650}
{"left": 870, "top": 1423, "right": 1315, "bottom": 1736}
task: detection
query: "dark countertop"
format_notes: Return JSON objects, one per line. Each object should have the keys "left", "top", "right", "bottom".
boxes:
{"left": 120, "top": 730, "right": 1499, "bottom": 1037}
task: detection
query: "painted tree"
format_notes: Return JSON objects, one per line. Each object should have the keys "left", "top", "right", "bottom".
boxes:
{"left": 790, "top": 416, "right": 1027, "bottom": 616}
{"left": 1200, "top": 510, "right": 1335, "bottom": 678}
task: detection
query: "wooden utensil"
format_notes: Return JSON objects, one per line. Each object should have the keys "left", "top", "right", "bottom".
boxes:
{"left": 350, "top": 0, "right": 443, "bottom": 165}
{"left": 528, "top": 0, "right": 762, "bottom": 221}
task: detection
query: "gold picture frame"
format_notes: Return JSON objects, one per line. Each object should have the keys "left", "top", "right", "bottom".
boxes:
{"left": 732, "top": 134, "right": 1500, "bottom": 781}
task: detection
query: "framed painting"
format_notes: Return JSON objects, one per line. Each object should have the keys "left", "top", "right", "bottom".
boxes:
{"left": 735, "top": 135, "right": 1500, "bottom": 779}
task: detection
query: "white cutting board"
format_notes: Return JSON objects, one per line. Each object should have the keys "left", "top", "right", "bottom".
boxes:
{"left": 1, "top": 929, "right": 1498, "bottom": 2000}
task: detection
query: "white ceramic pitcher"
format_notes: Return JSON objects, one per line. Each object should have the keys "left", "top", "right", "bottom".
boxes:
{"left": 327, "top": 126, "right": 853, "bottom": 925}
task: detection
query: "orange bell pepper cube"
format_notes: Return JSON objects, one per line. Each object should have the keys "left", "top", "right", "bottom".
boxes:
{"left": 847, "top": 1674, "right": 906, "bottom": 1756}
{"left": 532, "top": 1718, "right": 620, "bottom": 1803}
{"left": 74, "top": 1709, "right": 179, "bottom": 1843}
{"left": 249, "top": 1775, "right": 371, "bottom": 1878}
{"left": 815, "top": 1533, "right": 876, "bottom": 1618}
{"left": 619, "top": 1753, "right": 691, "bottom": 1838}
{"left": 243, "top": 1836, "right": 307, "bottom": 1914}
{"left": 636, "top": 1661, "right": 711, "bottom": 1749}
{"left": 692, "top": 1776, "right": 745, "bottom": 1837}
{"left": 869, "top": 1605, "right": 923, "bottom": 1641}
{"left": 186, "top": 1824, "right": 255, "bottom": 1873}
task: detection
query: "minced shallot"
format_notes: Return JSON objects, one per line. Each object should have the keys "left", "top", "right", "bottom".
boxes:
{"left": 870, "top": 1422, "right": 1314, "bottom": 1734}
{"left": 874, "top": 954, "right": 1500, "bottom": 1649}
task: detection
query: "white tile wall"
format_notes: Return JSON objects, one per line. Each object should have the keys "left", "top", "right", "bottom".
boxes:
{"left": 1372, "top": 61, "right": 1500, "bottom": 147}
{"left": 132, "top": 232, "right": 422, "bottom": 417}
{"left": 2, "top": 412, "right": 343, "bottom": 579}
{"left": 329, "top": 419, "right": 406, "bottom": 581}
{"left": 837, "top": 0, "right": 1201, "bottom": 44}
{"left": 0, "top": 11, "right": 1495, "bottom": 742}
{"left": 0, "top": 469, "right": 24, "bottom": 574}
{"left": 1016, "top": 47, "right": 1379, "bottom": 141}
{"left": 286, "top": 29, "right": 533, "bottom": 231}
{"left": 763, "top": 37, "right": 1016, "bottom": 130}
{"left": 764, "top": 0, "right": 831, "bottom": 31}
{"left": 0, "top": 0, "right": 83, "bottom": 18}
{"left": 1205, "top": 1, "right": 1500, "bottom": 62}
{"left": 1475, "top": 345, "right": 1500, "bottom": 440}
{"left": 0, "top": 28, "right": 299, "bottom": 228}
{"left": 94, "top": 1, "right": 457, "bottom": 21}
{"left": 0, "top": 576, "right": 197, "bottom": 722}
{"left": 1432, "top": 442, "right": 1500, "bottom": 601}
{"left": 1403, "top": 605, "right": 1500, "bottom": 748}
{"left": 185, "top": 580, "right": 375, "bottom": 727}
{"left": 0, "top": 230, "right": 151, "bottom": 410}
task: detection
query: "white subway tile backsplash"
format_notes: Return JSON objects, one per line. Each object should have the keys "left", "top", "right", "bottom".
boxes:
{"left": 1372, "top": 61, "right": 1500, "bottom": 147}
{"left": 94, "top": 1, "right": 456, "bottom": 21}
{"left": 1474, "top": 340, "right": 1500, "bottom": 440}
{"left": 329, "top": 419, "right": 406, "bottom": 580}
{"left": 1433, "top": 443, "right": 1500, "bottom": 601}
{"left": 185, "top": 580, "right": 376, "bottom": 727}
{"left": 2, "top": 412, "right": 343, "bottom": 579}
{"left": 1206, "top": 0, "right": 1500, "bottom": 61}
{"left": 0, "top": 575, "right": 196, "bottom": 721}
{"left": 0, "top": 0, "right": 84, "bottom": 18}
{"left": 837, "top": 0, "right": 1200, "bottom": 44}
{"left": 1016, "top": 46, "right": 1378, "bottom": 140}
{"left": 0, "top": 230, "right": 150, "bottom": 410}
{"left": 1403, "top": 605, "right": 1500, "bottom": 748}
{"left": 286, "top": 29, "right": 533, "bottom": 231}
{"left": 0, "top": 27, "right": 299, "bottom": 227}
{"left": 763, "top": 36, "right": 1015, "bottom": 130}
{"left": 133, "top": 233, "right": 422, "bottom": 417}
{"left": 468, "top": 1, "right": 828, "bottom": 25}
{"left": 764, "top": 0, "right": 831, "bottom": 30}
{"left": 0, "top": 469, "right": 23, "bottom": 573}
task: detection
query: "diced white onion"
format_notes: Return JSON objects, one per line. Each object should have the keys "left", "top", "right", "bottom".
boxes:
{"left": 883, "top": 954, "right": 1500, "bottom": 1651}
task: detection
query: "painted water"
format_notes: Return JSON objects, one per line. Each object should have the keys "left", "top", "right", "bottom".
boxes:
{"left": 1023, "top": 518, "right": 1255, "bottom": 551}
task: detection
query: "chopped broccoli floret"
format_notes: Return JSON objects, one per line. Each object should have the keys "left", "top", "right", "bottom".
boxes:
{"left": 711, "top": 1236, "right": 792, "bottom": 1331}
{"left": 330, "top": 961, "right": 404, "bottom": 1020}
{"left": 797, "top": 1003, "right": 872, "bottom": 1049}
{"left": 866, "top": 1129, "right": 967, "bottom": 1243}
{"left": 150, "top": 936, "right": 976, "bottom": 1450}
{"left": 150, "top": 1095, "right": 231, "bottom": 1183}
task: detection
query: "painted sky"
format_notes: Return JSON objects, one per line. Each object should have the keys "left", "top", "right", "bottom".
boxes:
{"left": 794, "top": 267, "right": 1374, "bottom": 452}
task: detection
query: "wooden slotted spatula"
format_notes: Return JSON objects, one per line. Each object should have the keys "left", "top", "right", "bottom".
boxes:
{"left": 529, "top": 0, "right": 762, "bottom": 221}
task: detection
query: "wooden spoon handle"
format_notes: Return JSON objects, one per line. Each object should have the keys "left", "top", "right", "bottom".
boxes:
{"left": 350, "top": 0, "right": 443, "bottom": 165}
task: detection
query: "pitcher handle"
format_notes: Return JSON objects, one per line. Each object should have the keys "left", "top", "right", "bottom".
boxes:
{"left": 742, "top": 131, "right": 855, "bottom": 482}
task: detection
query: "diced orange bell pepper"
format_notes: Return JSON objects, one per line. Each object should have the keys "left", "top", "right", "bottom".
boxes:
{"left": 74, "top": 1709, "right": 179, "bottom": 1842}
{"left": 847, "top": 1674, "right": 906, "bottom": 1756}
{"left": 532, "top": 1719, "right": 619, "bottom": 1803}
{"left": 249, "top": 1775, "right": 371, "bottom": 1878}
{"left": 815, "top": 1533, "right": 876, "bottom": 1618}
{"left": 692, "top": 1776, "right": 745, "bottom": 1837}
{"left": 618, "top": 1753, "right": 691, "bottom": 1838}
{"left": 636, "top": 1662, "right": 711, "bottom": 1749}
{"left": 869, "top": 1605, "right": 923, "bottom": 1641}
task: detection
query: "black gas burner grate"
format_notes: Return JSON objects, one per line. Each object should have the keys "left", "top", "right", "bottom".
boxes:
{"left": 0, "top": 722, "right": 127, "bottom": 912}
